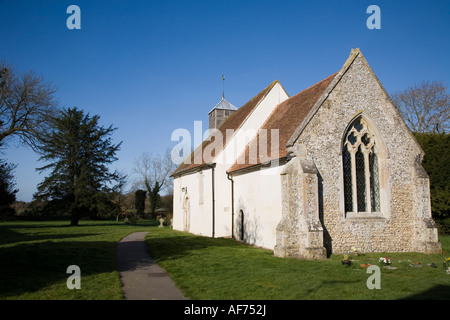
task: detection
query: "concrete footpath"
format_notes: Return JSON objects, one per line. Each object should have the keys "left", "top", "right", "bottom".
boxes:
{"left": 116, "top": 231, "right": 187, "bottom": 300}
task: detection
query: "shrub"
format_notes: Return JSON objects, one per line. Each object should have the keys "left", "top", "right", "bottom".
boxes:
{"left": 414, "top": 132, "right": 450, "bottom": 222}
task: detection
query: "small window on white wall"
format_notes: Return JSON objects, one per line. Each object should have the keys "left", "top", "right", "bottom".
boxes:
{"left": 239, "top": 210, "right": 244, "bottom": 241}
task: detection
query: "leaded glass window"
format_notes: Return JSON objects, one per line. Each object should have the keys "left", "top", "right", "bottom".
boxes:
{"left": 343, "top": 118, "right": 380, "bottom": 214}
{"left": 343, "top": 147, "right": 353, "bottom": 213}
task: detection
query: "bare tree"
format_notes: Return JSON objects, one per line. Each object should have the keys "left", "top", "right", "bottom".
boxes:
{"left": 0, "top": 61, "right": 58, "bottom": 150}
{"left": 391, "top": 80, "right": 449, "bottom": 133}
{"left": 133, "top": 149, "right": 176, "bottom": 215}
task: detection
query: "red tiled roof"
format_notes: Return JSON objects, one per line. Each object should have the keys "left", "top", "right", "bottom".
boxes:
{"left": 228, "top": 72, "right": 338, "bottom": 173}
{"left": 171, "top": 80, "right": 281, "bottom": 176}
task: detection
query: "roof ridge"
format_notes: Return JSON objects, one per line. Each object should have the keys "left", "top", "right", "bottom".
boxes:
{"left": 226, "top": 92, "right": 285, "bottom": 172}
{"left": 171, "top": 79, "right": 281, "bottom": 177}
{"left": 214, "top": 79, "right": 282, "bottom": 149}
{"left": 227, "top": 72, "right": 338, "bottom": 173}
{"left": 288, "top": 73, "right": 338, "bottom": 101}
{"left": 212, "top": 79, "right": 279, "bottom": 132}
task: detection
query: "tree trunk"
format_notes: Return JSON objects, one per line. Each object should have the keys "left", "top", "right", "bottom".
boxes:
{"left": 70, "top": 215, "right": 80, "bottom": 226}
{"left": 70, "top": 207, "right": 81, "bottom": 226}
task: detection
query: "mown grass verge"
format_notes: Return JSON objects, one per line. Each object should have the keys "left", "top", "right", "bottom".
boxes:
{"left": 1, "top": 220, "right": 449, "bottom": 300}
{"left": 145, "top": 228, "right": 450, "bottom": 300}
{"left": 0, "top": 220, "right": 156, "bottom": 300}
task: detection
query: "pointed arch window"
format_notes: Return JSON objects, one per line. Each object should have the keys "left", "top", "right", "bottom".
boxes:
{"left": 343, "top": 117, "right": 380, "bottom": 215}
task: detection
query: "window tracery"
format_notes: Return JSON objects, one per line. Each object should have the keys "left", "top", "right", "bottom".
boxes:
{"left": 343, "top": 117, "right": 380, "bottom": 214}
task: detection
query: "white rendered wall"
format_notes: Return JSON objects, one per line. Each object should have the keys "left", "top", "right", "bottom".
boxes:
{"left": 213, "top": 82, "right": 289, "bottom": 238}
{"left": 232, "top": 164, "right": 284, "bottom": 250}
{"left": 173, "top": 168, "right": 213, "bottom": 236}
{"left": 173, "top": 82, "right": 289, "bottom": 239}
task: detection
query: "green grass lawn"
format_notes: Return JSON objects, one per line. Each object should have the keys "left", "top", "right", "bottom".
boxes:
{"left": 0, "top": 219, "right": 157, "bottom": 300}
{"left": 145, "top": 228, "right": 450, "bottom": 300}
{"left": 1, "top": 220, "right": 449, "bottom": 300}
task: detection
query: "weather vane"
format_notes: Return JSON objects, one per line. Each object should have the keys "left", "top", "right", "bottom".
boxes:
{"left": 222, "top": 74, "right": 225, "bottom": 99}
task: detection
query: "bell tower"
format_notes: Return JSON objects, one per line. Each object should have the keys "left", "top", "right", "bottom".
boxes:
{"left": 208, "top": 96, "right": 237, "bottom": 130}
{"left": 208, "top": 75, "right": 237, "bottom": 130}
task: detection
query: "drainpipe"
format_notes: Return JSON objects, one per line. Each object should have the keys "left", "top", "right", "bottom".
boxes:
{"left": 227, "top": 172, "right": 234, "bottom": 240}
{"left": 206, "top": 163, "right": 216, "bottom": 238}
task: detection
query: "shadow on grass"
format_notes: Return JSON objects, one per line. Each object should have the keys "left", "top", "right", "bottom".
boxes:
{"left": 0, "top": 220, "right": 161, "bottom": 299}
{"left": 305, "top": 279, "right": 361, "bottom": 297}
{"left": 0, "top": 239, "right": 119, "bottom": 298}
{"left": 0, "top": 219, "right": 159, "bottom": 229}
{"left": 145, "top": 232, "right": 262, "bottom": 263}
{"left": 0, "top": 220, "right": 159, "bottom": 246}
{"left": 0, "top": 228, "right": 99, "bottom": 246}
{"left": 401, "top": 285, "right": 450, "bottom": 300}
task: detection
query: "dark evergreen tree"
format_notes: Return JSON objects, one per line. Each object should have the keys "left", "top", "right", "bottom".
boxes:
{"left": 148, "top": 181, "right": 161, "bottom": 216}
{"left": 414, "top": 132, "right": 450, "bottom": 221}
{"left": 34, "top": 107, "right": 122, "bottom": 225}
{"left": 135, "top": 189, "right": 146, "bottom": 217}
{"left": 0, "top": 160, "right": 18, "bottom": 217}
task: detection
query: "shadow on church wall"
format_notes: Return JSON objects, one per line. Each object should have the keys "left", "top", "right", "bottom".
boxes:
{"left": 318, "top": 172, "right": 332, "bottom": 257}
{"left": 236, "top": 198, "right": 263, "bottom": 247}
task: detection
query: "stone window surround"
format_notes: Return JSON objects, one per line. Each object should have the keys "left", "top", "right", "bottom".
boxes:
{"left": 340, "top": 113, "right": 390, "bottom": 220}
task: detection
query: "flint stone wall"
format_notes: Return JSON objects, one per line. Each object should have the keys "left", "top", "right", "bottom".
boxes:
{"left": 275, "top": 52, "right": 441, "bottom": 258}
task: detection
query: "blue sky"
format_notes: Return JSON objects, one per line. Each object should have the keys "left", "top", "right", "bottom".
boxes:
{"left": 0, "top": 0, "right": 449, "bottom": 201}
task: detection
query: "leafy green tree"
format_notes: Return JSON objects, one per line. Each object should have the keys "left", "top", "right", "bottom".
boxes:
{"left": 34, "top": 107, "right": 122, "bottom": 226}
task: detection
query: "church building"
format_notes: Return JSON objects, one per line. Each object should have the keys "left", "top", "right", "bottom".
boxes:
{"left": 171, "top": 48, "right": 442, "bottom": 259}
